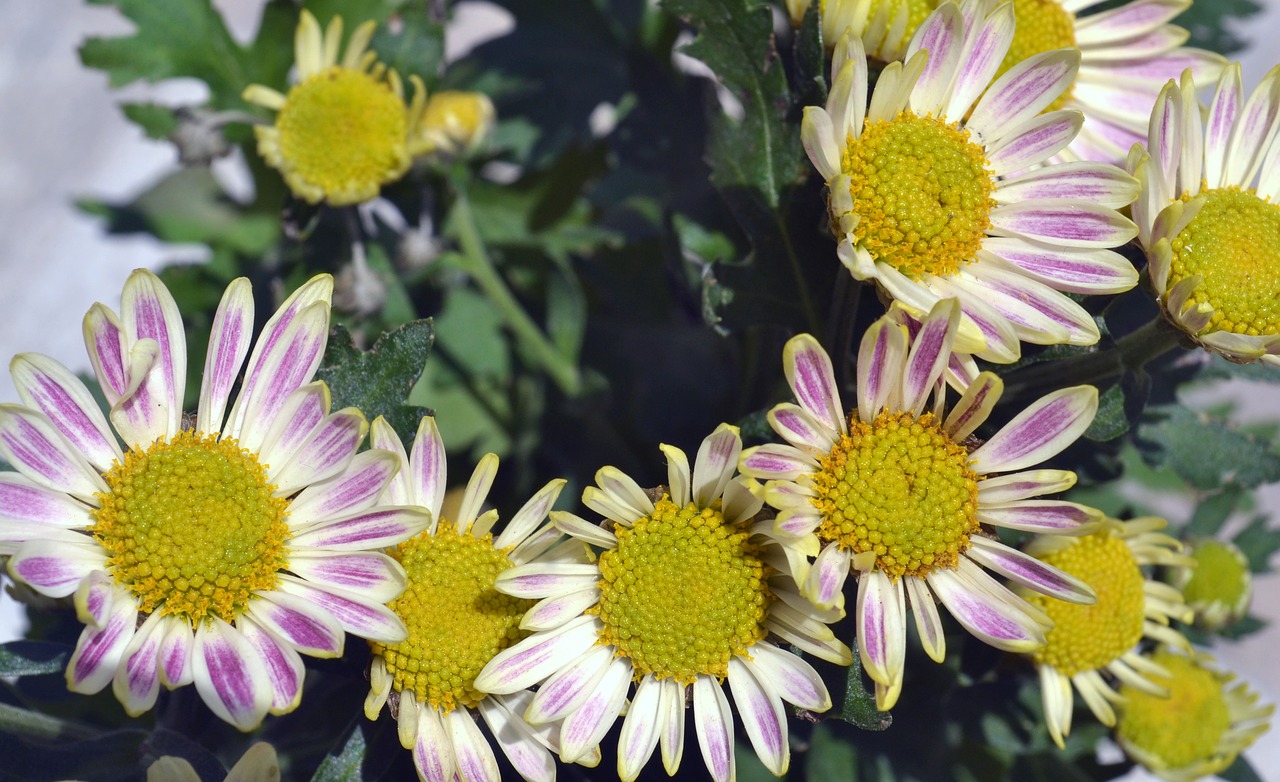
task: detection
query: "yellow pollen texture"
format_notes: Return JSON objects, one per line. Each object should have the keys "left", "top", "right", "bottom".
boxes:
{"left": 91, "top": 431, "right": 289, "bottom": 626}
{"left": 842, "top": 112, "right": 994, "bottom": 280}
{"left": 274, "top": 66, "right": 409, "bottom": 202}
{"left": 370, "top": 522, "right": 531, "bottom": 713}
{"left": 1117, "top": 651, "right": 1231, "bottom": 770}
{"left": 811, "top": 410, "right": 979, "bottom": 580}
{"left": 1170, "top": 187, "right": 1280, "bottom": 336}
{"left": 1182, "top": 541, "right": 1249, "bottom": 607}
{"left": 593, "top": 496, "right": 772, "bottom": 684}
{"left": 1028, "top": 533, "right": 1145, "bottom": 676}
{"left": 995, "top": 0, "right": 1077, "bottom": 112}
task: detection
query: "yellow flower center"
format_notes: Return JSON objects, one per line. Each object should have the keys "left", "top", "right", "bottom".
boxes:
{"left": 1116, "top": 652, "right": 1232, "bottom": 771}
{"left": 843, "top": 112, "right": 995, "bottom": 280}
{"left": 811, "top": 410, "right": 979, "bottom": 580}
{"left": 370, "top": 522, "right": 531, "bottom": 713}
{"left": 593, "top": 496, "right": 772, "bottom": 684}
{"left": 994, "top": 0, "right": 1077, "bottom": 112}
{"left": 1182, "top": 540, "right": 1250, "bottom": 608}
{"left": 1169, "top": 187, "right": 1280, "bottom": 336}
{"left": 274, "top": 66, "right": 410, "bottom": 203}
{"left": 1027, "top": 533, "right": 1145, "bottom": 676}
{"left": 826, "top": 0, "right": 936, "bottom": 47}
{"left": 91, "top": 432, "right": 290, "bottom": 627}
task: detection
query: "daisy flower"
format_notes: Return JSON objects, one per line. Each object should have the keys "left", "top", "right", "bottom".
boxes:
{"left": 0, "top": 270, "right": 427, "bottom": 729}
{"left": 802, "top": 1, "right": 1139, "bottom": 362}
{"left": 739, "top": 299, "right": 1100, "bottom": 711}
{"left": 363, "top": 416, "right": 596, "bottom": 782}
{"left": 1115, "top": 649, "right": 1275, "bottom": 782}
{"left": 1020, "top": 517, "right": 1193, "bottom": 747}
{"left": 802, "top": 0, "right": 1224, "bottom": 164}
{"left": 474, "top": 425, "right": 851, "bottom": 782}
{"left": 1172, "top": 538, "right": 1253, "bottom": 631}
{"left": 242, "top": 10, "right": 425, "bottom": 205}
{"left": 1130, "top": 64, "right": 1280, "bottom": 364}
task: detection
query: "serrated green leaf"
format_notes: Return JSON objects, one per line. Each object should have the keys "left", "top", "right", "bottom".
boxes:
{"left": 1083, "top": 383, "right": 1128, "bottom": 441}
{"left": 792, "top": 0, "right": 827, "bottom": 108}
{"left": 316, "top": 320, "right": 435, "bottom": 448}
{"left": 121, "top": 103, "right": 179, "bottom": 139}
{"left": 1186, "top": 486, "right": 1244, "bottom": 537}
{"left": 1139, "top": 405, "right": 1280, "bottom": 491}
{"left": 310, "top": 725, "right": 366, "bottom": 782}
{"left": 665, "top": 0, "right": 804, "bottom": 211}
{"left": 0, "top": 641, "right": 71, "bottom": 677}
{"left": 839, "top": 653, "right": 892, "bottom": 730}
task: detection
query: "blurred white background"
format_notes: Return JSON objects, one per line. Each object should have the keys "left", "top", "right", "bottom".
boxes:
{"left": 0, "top": 0, "right": 1277, "bottom": 777}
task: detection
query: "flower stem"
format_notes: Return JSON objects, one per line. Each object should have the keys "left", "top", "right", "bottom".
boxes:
{"left": 0, "top": 701, "right": 97, "bottom": 741}
{"left": 1000, "top": 316, "right": 1187, "bottom": 399}
{"left": 450, "top": 188, "right": 583, "bottom": 397}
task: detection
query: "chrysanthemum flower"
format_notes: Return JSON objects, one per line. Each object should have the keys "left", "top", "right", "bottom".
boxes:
{"left": 1020, "top": 517, "right": 1193, "bottom": 747}
{"left": 799, "top": 0, "right": 1223, "bottom": 164}
{"left": 363, "top": 416, "right": 595, "bottom": 782}
{"left": 802, "top": 2, "right": 1139, "bottom": 362}
{"left": 0, "top": 270, "right": 427, "bottom": 729}
{"left": 474, "top": 424, "right": 850, "bottom": 782}
{"left": 1172, "top": 538, "right": 1253, "bottom": 631}
{"left": 1130, "top": 64, "right": 1280, "bottom": 364}
{"left": 740, "top": 299, "right": 1100, "bottom": 711}
{"left": 1116, "top": 649, "right": 1274, "bottom": 782}
{"left": 242, "top": 11, "right": 423, "bottom": 205}
{"left": 410, "top": 91, "right": 497, "bottom": 159}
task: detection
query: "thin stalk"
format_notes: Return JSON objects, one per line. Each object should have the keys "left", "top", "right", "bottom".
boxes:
{"left": 775, "top": 212, "right": 822, "bottom": 335}
{"left": 0, "top": 701, "right": 97, "bottom": 741}
{"left": 450, "top": 189, "right": 583, "bottom": 396}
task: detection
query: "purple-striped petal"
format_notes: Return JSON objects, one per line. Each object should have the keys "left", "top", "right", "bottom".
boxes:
{"left": 804, "top": 544, "right": 851, "bottom": 610}
{"left": 286, "top": 450, "right": 401, "bottom": 528}
{"left": 193, "top": 616, "right": 272, "bottom": 730}
{"left": 905, "top": 577, "right": 946, "bottom": 662}
{"left": 246, "top": 590, "right": 346, "bottom": 658}
{"left": 257, "top": 381, "right": 331, "bottom": 477}
{"left": 692, "top": 675, "right": 735, "bottom": 782}
{"left": 979, "top": 500, "right": 1102, "bottom": 533}
{"left": 728, "top": 657, "right": 788, "bottom": 775}
{"left": 0, "top": 472, "right": 93, "bottom": 529}
{"left": 977, "top": 470, "right": 1077, "bottom": 503}
{"left": 963, "top": 262, "right": 1100, "bottom": 345}
{"left": 738, "top": 444, "right": 816, "bottom": 482}
{"left": 523, "top": 588, "right": 600, "bottom": 632}
{"left": 474, "top": 615, "right": 600, "bottom": 695}
{"left": 659, "top": 677, "right": 686, "bottom": 774}
{"left": 981, "top": 237, "right": 1138, "bottom": 294}
{"left": 970, "top": 386, "right": 1098, "bottom": 473}
{"left": 900, "top": 299, "right": 960, "bottom": 415}
{"left": 276, "top": 576, "right": 407, "bottom": 644}
{"left": 66, "top": 597, "right": 138, "bottom": 694}
{"left": 495, "top": 478, "right": 566, "bottom": 551}
{"left": 857, "top": 318, "right": 908, "bottom": 423}
{"left": 83, "top": 303, "right": 129, "bottom": 403}
{"left": 987, "top": 110, "right": 1085, "bottom": 175}
{"left": 74, "top": 570, "right": 116, "bottom": 628}
{"left": 269, "top": 408, "right": 367, "bottom": 493}
{"left": 943, "top": 1, "right": 1015, "bottom": 122}
{"left": 10, "top": 540, "right": 104, "bottom": 597}
{"left": 413, "top": 707, "right": 455, "bottom": 782}
{"left": 1074, "top": 0, "right": 1187, "bottom": 46}
{"left": 856, "top": 570, "right": 905, "bottom": 691}
{"left": 745, "top": 642, "right": 830, "bottom": 710}
{"left": 112, "top": 610, "right": 165, "bottom": 716}
{"left": 617, "top": 675, "right": 663, "bottom": 782}
{"left": 119, "top": 269, "right": 186, "bottom": 441}
{"left": 526, "top": 644, "right": 614, "bottom": 723}
{"left": 236, "top": 615, "right": 305, "bottom": 715}
{"left": 927, "top": 559, "right": 1044, "bottom": 651}
{"left": 197, "top": 278, "right": 254, "bottom": 435}
{"left": 692, "top": 424, "right": 742, "bottom": 507}
{"left": 989, "top": 201, "right": 1136, "bottom": 247}
{"left": 969, "top": 49, "right": 1080, "bottom": 144}
{"left": 783, "top": 334, "right": 845, "bottom": 434}
{"left": 995, "top": 162, "right": 1139, "bottom": 209}
{"left": 905, "top": 1, "right": 964, "bottom": 116}
{"left": 446, "top": 707, "right": 500, "bottom": 782}
{"left": 0, "top": 405, "right": 107, "bottom": 502}
{"left": 967, "top": 537, "right": 1095, "bottom": 604}
{"left": 496, "top": 564, "right": 599, "bottom": 599}
{"left": 290, "top": 506, "right": 430, "bottom": 551}
{"left": 159, "top": 618, "right": 195, "bottom": 688}
{"left": 943, "top": 371, "right": 1002, "bottom": 440}
{"left": 1204, "top": 64, "right": 1242, "bottom": 190}
{"left": 559, "top": 656, "right": 631, "bottom": 763}
{"left": 367, "top": 416, "right": 411, "bottom": 506}
{"left": 287, "top": 550, "right": 406, "bottom": 603}
{"left": 11, "top": 354, "right": 121, "bottom": 472}
{"left": 402, "top": 415, "right": 445, "bottom": 517}
{"left": 478, "top": 695, "right": 556, "bottom": 782}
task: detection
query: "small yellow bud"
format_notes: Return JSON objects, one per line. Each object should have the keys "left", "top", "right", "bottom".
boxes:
{"left": 411, "top": 91, "right": 496, "bottom": 158}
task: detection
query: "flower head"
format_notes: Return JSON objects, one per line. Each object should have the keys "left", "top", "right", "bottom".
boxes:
{"left": 1021, "top": 517, "right": 1193, "bottom": 746}
{"left": 410, "top": 90, "right": 497, "bottom": 159}
{"left": 1131, "top": 64, "right": 1280, "bottom": 364}
{"left": 1, "top": 270, "right": 426, "bottom": 730}
{"left": 803, "top": 1, "right": 1139, "bottom": 363}
{"left": 1116, "top": 649, "right": 1274, "bottom": 782}
{"left": 242, "top": 11, "right": 423, "bottom": 205}
{"left": 806, "top": 0, "right": 1223, "bottom": 164}
{"left": 475, "top": 425, "right": 850, "bottom": 782}
{"left": 740, "top": 299, "right": 1101, "bottom": 710}
{"left": 1173, "top": 538, "right": 1253, "bottom": 631}
{"left": 363, "top": 416, "right": 591, "bottom": 782}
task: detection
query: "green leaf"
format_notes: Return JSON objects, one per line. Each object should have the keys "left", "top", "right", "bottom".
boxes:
{"left": 1233, "top": 514, "right": 1280, "bottom": 573}
{"left": 792, "top": 0, "right": 828, "bottom": 109}
{"left": 120, "top": 103, "right": 179, "bottom": 139}
{"left": 806, "top": 722, "right": 860, "bottom": 779}
{"left": 839, "top": 653, "right": 892, "bottom": 730}
{"left": 665, "top": 0, "right": 804, "bottom": 211}
{"left": 1219, "top": 752, "right": 1267, "bottom": 782}
{"left": 316, "top": 320, "right": 435, "bottom": 448}
{"left": 0, "top": 641, "right": 70, "bottom": 677}
{"left": 1138, "top": 405, "right": 1280, "bottom": 491}
{"left": 310, "top": 725, "right": 366, "bottom": 782}
{"left": 1083, "top": 383, "right": 1128, "bottom": 441}
{"left": 370, "top": 0, "right": 445, "bottom": 87}
{"left": 1186, "top": 485, "right": 1244, "bottom": 537}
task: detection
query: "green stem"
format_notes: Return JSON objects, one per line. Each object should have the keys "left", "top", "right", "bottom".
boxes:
{"left": 775, "top": 212, "right": 822, "bottom": 335}
{"left": 1001, "top": 316, "right": 1187, "bottom": 399}
{"left": 0, "top": 701, "right": 97, "bottom": 741}
{"left": 450, "top": 188, "right": 583, "bottom": 397}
